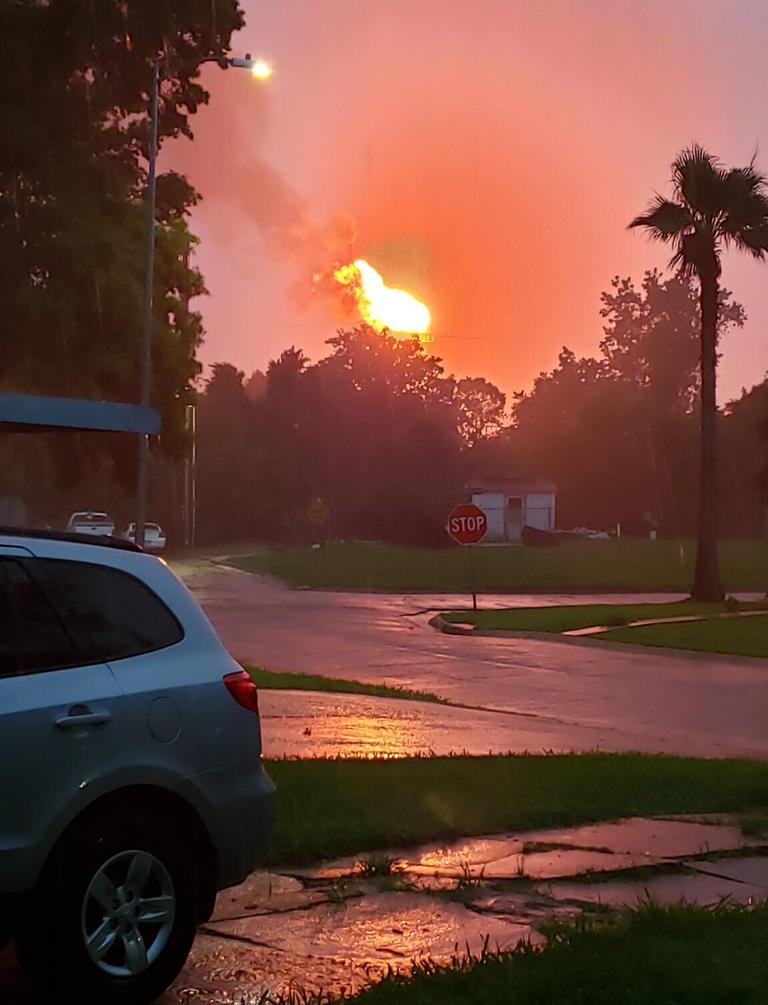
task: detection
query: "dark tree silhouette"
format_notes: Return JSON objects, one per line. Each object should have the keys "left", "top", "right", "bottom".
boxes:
{"left": 0, "top": 0, "right": 244, "bottom": 485}
{"left": 455, "top": 377, "right": 506, "bottom": 447}
{"left": 630, "top": 146, "right": 768, "bottom": 599}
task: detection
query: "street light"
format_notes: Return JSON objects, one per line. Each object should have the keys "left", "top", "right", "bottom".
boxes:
{"left": 135, "top": 53, "right": 272, "bottom": 549}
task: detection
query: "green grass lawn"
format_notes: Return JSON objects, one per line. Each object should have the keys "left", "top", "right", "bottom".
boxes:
{"left": 264, "top": 754, "right": 768, "bottom": 866}
{"left": 225, "top": 538, "right": 768, "bottom": 593}
{"left": 443, "top": 599, "right": 768, "bottom": 633}
{"left": 598, "top": 613, "right": 768, "bottom": 658}
{"left": 342, "top": 903, "right": 768, "bottom": 1005}
{"left": 244, "top": 664, "right": 443, "bottom": 703}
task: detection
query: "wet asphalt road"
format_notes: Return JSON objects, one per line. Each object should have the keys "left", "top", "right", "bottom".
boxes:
{"left": 180, "top": 560, "right": 768, "bottom": 760}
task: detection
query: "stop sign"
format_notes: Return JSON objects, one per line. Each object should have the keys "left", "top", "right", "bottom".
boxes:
{"left": 446, "top": 503, "right": 487, "bottom": 545}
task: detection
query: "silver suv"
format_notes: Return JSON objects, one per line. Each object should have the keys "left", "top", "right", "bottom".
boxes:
{"left": 0, "top": 528, "right": 275, "bottom": 1004}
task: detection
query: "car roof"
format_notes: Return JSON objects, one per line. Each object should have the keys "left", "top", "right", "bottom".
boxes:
{"left": 0, "top": 526, "right": 141, "bottom": 552}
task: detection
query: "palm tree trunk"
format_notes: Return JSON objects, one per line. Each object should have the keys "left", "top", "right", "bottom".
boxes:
{"left": 691, "top": 268, "right": 724, "bottom": 601}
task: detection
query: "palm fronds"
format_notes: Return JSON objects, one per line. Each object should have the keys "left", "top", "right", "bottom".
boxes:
{"left": 631, "top": 146, "right": 768, "bottom": 274}
{"left": 671, "top": 144, "right": 727, "bottom": 218}
{"left": 629, "top": 195, "right": 692, "bottom": 240}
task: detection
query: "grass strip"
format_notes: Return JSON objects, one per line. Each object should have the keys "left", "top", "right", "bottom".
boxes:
{"left": 244, "top": 664, "right": 443, "bottom": 704}
{"left": 442, "top": 600, "right": 768, "bottom": 634}
{"left": 597, "top": 614, "right": 768, "bottom": 658}
{"left": 225, "top": 539, "right": 768, "bottom": 593}
{"left": 264, "top": 753, "right": 768, "bottom": 866}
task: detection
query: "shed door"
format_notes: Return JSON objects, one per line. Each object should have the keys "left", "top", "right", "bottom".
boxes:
{"left": 505, "top": 498, "right": 523, "bottom": 540}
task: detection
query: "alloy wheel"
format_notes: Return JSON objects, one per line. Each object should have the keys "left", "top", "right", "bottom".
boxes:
{"left": 80, "top": 849, "right": 176, "bottom": 978}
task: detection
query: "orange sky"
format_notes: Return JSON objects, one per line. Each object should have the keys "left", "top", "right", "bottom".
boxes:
{"left": 170, "top": 0, "right": 768, "bottom": 403}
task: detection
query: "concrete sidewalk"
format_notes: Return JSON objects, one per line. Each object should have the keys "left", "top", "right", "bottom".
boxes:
{"left": 7, "top": 814, "right": 762, "bottom": 1003}
{"left": 166, "top": 813, "right": 768, "bottom": 1001}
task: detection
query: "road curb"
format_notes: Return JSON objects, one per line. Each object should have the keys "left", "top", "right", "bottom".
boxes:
{"left": 428, "top": 613, "right": 474, "bottom": 635}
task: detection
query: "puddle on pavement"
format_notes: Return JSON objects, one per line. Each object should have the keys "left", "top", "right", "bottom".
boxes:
{"left": 287, "top": 843, "right": 650, "bottom": 884}
{"left": 173, "top": 893, "right": 532, "bottom": 1000}
{"left": 407, "top": 847, "right": 656, "bottom": 881}
{"left": 293, "top": 817, "right": 756, "bottom": 885}
{"left": 257, "top": 690, "right": 639, "bottom": 759}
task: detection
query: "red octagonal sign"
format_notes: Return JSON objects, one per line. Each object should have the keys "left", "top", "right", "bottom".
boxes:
{"left": 446, "top": 503, "right": 487, "bottom": 545}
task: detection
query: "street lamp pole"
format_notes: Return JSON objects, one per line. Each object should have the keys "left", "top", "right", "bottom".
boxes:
{"left": 136, "top": 57, "right": 160, "bottom": 552}
{"left": 135, "top": 52, "right": 272, "bottom": 550}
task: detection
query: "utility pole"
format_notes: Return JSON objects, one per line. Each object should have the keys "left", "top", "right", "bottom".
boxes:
{"left": 135, "top": 58, "right": 160, "bottom": 551}
{"left": 135, "top": 53, "right": 271, "bottom": 550}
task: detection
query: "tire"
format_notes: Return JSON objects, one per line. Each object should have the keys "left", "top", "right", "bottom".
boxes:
{"left": 15, "top": 808, "right": 198, "bottom": 1005}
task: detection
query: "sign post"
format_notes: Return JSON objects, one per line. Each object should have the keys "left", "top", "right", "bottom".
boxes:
{"left": 445, "top": 503, "right": 488, "bottom": 609}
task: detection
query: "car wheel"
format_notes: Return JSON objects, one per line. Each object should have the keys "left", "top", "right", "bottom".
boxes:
{"left": 15, "top": 809, "right": 198, "bottom": 1005}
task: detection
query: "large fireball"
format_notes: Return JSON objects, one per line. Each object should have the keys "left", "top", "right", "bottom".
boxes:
{"left": 334, "top": 259, "right": 431, "bottom": 336}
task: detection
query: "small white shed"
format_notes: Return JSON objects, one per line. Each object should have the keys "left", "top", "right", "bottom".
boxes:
{"left": 468, "top": 478, "right": 556, "bottom": 543}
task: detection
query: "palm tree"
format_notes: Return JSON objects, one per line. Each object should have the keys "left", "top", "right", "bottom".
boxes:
{"left": 630, "top": 146, "right": 768, "bottom": 600}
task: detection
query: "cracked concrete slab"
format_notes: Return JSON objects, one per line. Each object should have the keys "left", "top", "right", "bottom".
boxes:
{"left": 683, "top": 855, "right": 768, "bottom": 890}
{"left": 409, "top": 847, "right": 657, "bottom": 881}
{"left": 542, "top": 868, "right": 766, "bottom": 908}
{"left": 289, "top": 816, "right": 761, "bottom": 885}
{"left": 183, "top": 892, "right": 533, "bottom": 1000}
{"left": 518, "top": 816, "right": 764, "bottom": 859}
{"left": 210, "top": 871, "right": 327, "bottom": 922}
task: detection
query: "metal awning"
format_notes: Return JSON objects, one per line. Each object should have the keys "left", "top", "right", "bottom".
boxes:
{"left": 0, "top": 392, "right": 160, "bottom": 435}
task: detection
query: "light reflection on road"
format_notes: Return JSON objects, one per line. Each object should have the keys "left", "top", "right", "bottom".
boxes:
{"left": 259, "top": 690, "right": 660, "bottom": 759}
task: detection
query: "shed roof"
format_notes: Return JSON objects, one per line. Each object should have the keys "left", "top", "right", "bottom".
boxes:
{"left": 0, "top": 392, "right": 160, "bottom": 435}
{"left": 468, "top": 477, "right": 557, "bottom": 495}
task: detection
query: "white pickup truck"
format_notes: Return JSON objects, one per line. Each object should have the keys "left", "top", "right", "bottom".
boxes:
{"left": 65, "top": 511, "right": 116, "bottom": 537}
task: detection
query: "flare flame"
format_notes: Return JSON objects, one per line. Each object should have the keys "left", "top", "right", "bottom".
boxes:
{"left": 334, "top": 259, "right": 431, "bottom": 336}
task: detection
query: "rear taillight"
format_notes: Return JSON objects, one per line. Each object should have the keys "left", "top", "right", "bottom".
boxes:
{"left": 223, "top": 670, "right": 260, "bottom": 714}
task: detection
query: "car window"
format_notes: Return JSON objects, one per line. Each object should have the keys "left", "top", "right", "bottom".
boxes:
{"left": 42, "top": 559, "right": 183, "bottom": 662}
{"left": 0, "top": 558, "right": 78, "bottom": 677}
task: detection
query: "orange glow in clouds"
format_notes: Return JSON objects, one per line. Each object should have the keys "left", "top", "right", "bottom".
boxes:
{"left": 334, "top": 259, "right": 431, "bottom": 337}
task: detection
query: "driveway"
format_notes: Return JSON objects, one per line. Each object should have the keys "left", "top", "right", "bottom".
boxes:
{"left": 178, "top": 560, "right": 768, "bottom": 759}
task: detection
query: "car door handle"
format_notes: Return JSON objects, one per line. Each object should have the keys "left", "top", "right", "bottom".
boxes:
{"left": 55, "top": 706, "right": 111, "bottom": 729}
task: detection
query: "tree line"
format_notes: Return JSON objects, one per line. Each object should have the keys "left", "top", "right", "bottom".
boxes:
{"left": 196, "top": 328, "right": 505, "bottom": 547}
{"left": 194, "top": 269, "right": 767, "bottom": 550}
{"left": 0, "top": 0, "right": 244, "bottom": 489}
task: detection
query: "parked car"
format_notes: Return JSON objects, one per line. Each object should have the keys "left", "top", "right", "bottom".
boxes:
{"left": 124, "top": 521, "right": 167, "bottom": 552}
{"left": 66, "top": 510, "right": 116, "bottom": 537}
{"left": 0, "top": 528, "right": 275, "bottom": 1004}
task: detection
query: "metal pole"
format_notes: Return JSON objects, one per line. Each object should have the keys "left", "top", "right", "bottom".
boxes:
{"left": 190, "top": 402, "right": 197, "bottom": 547}
{"left": 469, "top": 544, "right": 478, "bottom": 610}
{"left": 183, "top": 402, "right": 197, "bottom": 548}
{"left": 183, "top": 440, "right": 190, "bottom": 549}
{"left": 136, "top": 58, "right": 160, "bottom": 550}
